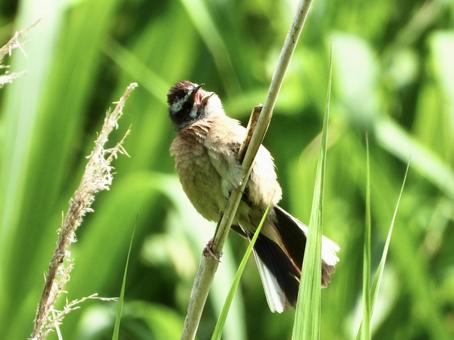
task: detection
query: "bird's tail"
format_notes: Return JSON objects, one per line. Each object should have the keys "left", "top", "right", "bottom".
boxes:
{"left": 252, "top": 205, "right": 340, "bottom": 313}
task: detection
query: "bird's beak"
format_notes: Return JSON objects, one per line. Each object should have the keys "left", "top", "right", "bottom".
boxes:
{"left": 190, "top": 83, "right": 204, "bottom": 99}
{"left": 201, "top": 92, "right": 214, "bottom": 106}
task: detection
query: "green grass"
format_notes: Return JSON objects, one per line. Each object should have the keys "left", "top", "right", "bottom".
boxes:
{"left": 0, "top": 0, "right": 453, "bottom": 339}
{"left": 211, "top": 205, "right": 271, "bottom": 340}
{"left": 356, "top": 160, "right": 410, "bottom": 339}
{"left": 112, "top": 228, "right": 135, "bottom": 340}
{"left": 360, "top": 135, "right": 372, "bottom": 340}
{"left": 291, "top": 51, "right": 332, "bottom": 340}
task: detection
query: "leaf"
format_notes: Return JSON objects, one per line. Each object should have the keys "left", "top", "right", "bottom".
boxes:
{"left": 375, "top": 118, "right": 454, "bottom": 199}
{"left": 178, "top": 0, "right": 240, "bottom": 93}
{"left": 360, "top": 135, "right": 372, "bottom": 340}
{"left": 112, "top": 227, "right": 135, "bottom": 340}
{"left": 356, "top": 161, "right": 410, "bottom": 338}
{"left": 292, "top": 50, "right": 332, "bottom": 340}
{"left": 211, "top": 205, "right": 271, "bottom": 340}
{"left": 370, "top": 162, "right": 409, "bottom": 311}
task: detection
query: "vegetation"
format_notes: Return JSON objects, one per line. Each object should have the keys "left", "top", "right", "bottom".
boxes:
{"left": 0, "top": 0, "right": 453, "bottom": 339}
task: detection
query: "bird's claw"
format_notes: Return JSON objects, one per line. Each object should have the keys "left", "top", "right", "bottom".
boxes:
{"left": 203, "top": 239, "right": 221, "bottom": 262}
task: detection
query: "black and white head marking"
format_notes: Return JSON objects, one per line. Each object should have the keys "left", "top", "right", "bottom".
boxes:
{"left": 167, "top": 80, "right": 212, "bottom": 129}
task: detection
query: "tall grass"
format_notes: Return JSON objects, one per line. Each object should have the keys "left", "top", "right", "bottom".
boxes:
{"left": 356, "top": 160, "right": 410, "bottom": 338}
{"left": 291, "top": 51, "right": 331, "bottom": 340}
{"left": 360, "top": 136, "right": 372, "bottom": 340}
{"left": 211, "top": 205, "right": 270, "bottom": 340}
{"left": 112, "top": 229, "right": 135, "bottom": 340}
{"left": 0, "top": 0, "right": 452, "bottom": 339}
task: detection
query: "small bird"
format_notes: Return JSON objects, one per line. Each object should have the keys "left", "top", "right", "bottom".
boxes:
{"left": 167, "top": 80, "right": 339, "bottom": 313}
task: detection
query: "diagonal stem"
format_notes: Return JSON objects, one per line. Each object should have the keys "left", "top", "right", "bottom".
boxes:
{"left": 181, "top": 1, "right": 314, "bottom": 339}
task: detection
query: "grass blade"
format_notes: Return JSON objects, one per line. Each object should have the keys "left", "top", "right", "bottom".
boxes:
{"left": 292, "top": 51, "right": 331, "bottom": 340}
{"left": 104, "top": 40, "right": 168, "bottom": 103}
{"left": 376, "top": 118, "right": 454, "bottom": 199}
{"left": 370, "top": 162, "right": 409, "bottom": 311}
{"left": 210, "top": 204, "right": 270, "bottom": 340}
{"left": 112, "top": 227, "right": 135, "bottom": 340}
{"left": 361, "top": 135, "right": 372, "bottom": 340}
{"left": 178, "top": 0, "right": 240, "bottom": 93}
{"left": 356, "top": 161, "right": 410, "bottom": 338}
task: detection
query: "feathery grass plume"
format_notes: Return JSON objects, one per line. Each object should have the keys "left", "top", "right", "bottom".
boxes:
{"left": 31, "top": 82, "right": 138, "bottom": 340}
{"left": 0, "top": 21, "right": 38, "bottom": 86}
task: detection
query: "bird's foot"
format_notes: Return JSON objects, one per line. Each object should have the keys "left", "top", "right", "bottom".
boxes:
{"left": 203, "top": 239, "right": 221, "bottom": 262}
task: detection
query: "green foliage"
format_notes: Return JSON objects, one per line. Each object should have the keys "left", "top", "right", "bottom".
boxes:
{"left": 292, "top": 54, "right": 331, "bottom": 340}
{"left": 112, "top": 229, "right": 135, "bottom": 340}
{"left": 211, "top": 205, "right": 270, "bottom": 340}
{"left": 0, "top": 0, "right": 453, "bottom": 339}
{"left": 356, "top": 160, "right": 410, "bottom": 339}
{"left": 360, "top": 136, "right": 372, "bottom": 340}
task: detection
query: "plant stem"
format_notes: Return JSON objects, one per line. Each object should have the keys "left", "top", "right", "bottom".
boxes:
{"left": 181, "top": 1, "right": 314, "bottom": 339}
{"left": 31, "top": 83, "right": 137, "bottom": 340}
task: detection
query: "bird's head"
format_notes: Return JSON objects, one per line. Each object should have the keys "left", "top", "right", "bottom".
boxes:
{"left": 167, "top": 80, "right": 220, "bottom": 129}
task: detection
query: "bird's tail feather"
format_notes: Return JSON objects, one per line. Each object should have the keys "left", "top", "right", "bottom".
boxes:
{"left": 274, "top": 205, "right": 340, "bottom": 286}
{"left": 252, "top": 205, "right": 340, "bottom": 313}
{"left": 253, "top": 234, "right": 300, "bottom": 313}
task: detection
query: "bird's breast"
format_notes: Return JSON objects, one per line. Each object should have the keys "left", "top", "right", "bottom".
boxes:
{"left": 170, "top": 124, "right": 224, "bottom": 222}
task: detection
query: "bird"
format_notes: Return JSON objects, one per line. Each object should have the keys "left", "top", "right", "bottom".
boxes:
{"left": 167, "top": 80, "right": 339, "bottom": 313}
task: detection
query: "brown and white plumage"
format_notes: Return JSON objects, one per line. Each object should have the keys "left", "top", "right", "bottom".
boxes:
{"left": 168, "top": 80, "right": 339, "bottom": 312}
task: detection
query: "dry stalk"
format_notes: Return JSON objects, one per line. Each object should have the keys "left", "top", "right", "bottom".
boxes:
{"left": 31, "top": 82, "right": 138, "bottom": 340}
{"left": 0, "top": 21, "right": 39, "bottom": 86}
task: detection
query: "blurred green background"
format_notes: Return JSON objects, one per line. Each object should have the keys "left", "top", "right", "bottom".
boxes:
{"left": 1, "top": 0, "right": 453, "bottom": 339}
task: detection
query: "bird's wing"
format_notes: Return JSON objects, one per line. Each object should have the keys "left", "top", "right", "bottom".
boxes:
{"left": 204, "top": 119, "right": 282, "bottom": 208}
{"left": 206, "top": 141, "right": 242, "bottom": 200}
{"left": 203, "top": 116, "right": 245, "bottom": 199}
